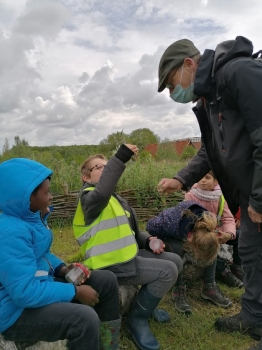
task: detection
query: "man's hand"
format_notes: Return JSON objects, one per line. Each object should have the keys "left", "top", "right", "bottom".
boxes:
{"left": 216, "top": 231, "right": 232, "bottom": 244}
{"left": 75, "top": 285, "right": 99, "bottom": 307}
{"left": 248, "top": 205, "right": 262, "bottom": 224}
{"left": 158, "top": 178, "right": 183, "bottom": 194}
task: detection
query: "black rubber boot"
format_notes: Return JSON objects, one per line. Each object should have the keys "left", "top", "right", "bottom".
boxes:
{"left": 126, "top": 286, "right": 161, "bottom": 350}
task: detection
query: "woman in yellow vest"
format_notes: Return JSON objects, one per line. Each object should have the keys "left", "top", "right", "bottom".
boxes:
{"left": 74, "top": 144, "right": 183, "bottom": 350}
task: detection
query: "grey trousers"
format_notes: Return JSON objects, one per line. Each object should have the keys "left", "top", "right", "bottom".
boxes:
{"left": 239, "top": 195, "right": 262, "bottom": 324}
{"left": 117, "top": 250, "right": 183, "bottom": 298}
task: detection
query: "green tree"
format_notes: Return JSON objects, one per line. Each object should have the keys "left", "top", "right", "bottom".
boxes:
{"left": 155, "top": 142, "right": 179, "bottom": 162}
{"left": 2, "top": 138, "right": 10, "bottom": 155}
{"left": 99, "top": 130, "right": 131, "bottom": 153}
{"left": 180, "top": 145, "right": 197, "bottom": 160}
{"left": 129, "top": 128, "right": 160, "bottom": 150}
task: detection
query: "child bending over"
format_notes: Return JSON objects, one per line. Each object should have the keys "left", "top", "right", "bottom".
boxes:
{"left": 146, "top": 200, "right": 233, "bottom": 316}
{"left": 185, "top": 171, "right": 243, "bottom": 287}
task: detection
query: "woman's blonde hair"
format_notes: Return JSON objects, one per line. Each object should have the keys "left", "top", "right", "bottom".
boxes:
{"left": 80, "top": 154, "right": 107, "bottom": 183}
{"left": 184, "top": 211, "right": 219, "bottom": 264}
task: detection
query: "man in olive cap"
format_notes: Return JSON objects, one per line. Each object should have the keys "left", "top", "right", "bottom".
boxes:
{"left": 157, "top": 36, "right": 262, "bottom": 349}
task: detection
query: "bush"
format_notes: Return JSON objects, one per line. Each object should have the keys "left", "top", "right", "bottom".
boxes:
{"left": 180, "top": 146, "right": 197, "bottom": 160}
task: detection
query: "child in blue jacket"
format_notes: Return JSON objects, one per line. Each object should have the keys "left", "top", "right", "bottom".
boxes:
{"left": 0, "top": 158, "right": 120, "bottom": 350}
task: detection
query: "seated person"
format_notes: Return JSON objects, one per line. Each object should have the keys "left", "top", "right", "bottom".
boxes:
{"left": 73, "top": 144, "right": 183, "bottom": 350}
{"left": 185, "top": 171, "right": 243, "bottom": 287}
{"left": 146, "top": 200, "right": 233, "bottom": 316}
{"left": 0, "top": 158, "right": 120, "bottom": 350}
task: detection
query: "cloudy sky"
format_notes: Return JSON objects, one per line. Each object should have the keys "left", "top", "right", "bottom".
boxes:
{"left": 0, "top": 0, "right": 261, "bottom": 149}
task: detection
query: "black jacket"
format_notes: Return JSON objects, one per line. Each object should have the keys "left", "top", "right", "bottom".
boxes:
{"left": 79, "top": 154, "right": 151, "bottom": 277}
{"left": 175, "top": 36, "right": 262, "bottom": 215}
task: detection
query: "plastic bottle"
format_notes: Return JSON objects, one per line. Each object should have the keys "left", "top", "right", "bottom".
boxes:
{"left": 149, "top": 238, "right": 163, "bottom": 251}
{"left": 65, "top": 263, "right": 90, "bottom": 285}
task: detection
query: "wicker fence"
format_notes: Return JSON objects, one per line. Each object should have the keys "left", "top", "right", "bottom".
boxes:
{"left": 49, "top": 189, "right": 185, "bottom": 225}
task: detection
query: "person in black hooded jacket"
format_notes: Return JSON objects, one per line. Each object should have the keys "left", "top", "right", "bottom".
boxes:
{"left": 157, "top": 36, "right": 262, "bottom": 348}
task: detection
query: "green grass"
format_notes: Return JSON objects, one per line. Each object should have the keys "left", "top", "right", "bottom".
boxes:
{"left": 51, "top": 226, "right": 257, "bottom": 350}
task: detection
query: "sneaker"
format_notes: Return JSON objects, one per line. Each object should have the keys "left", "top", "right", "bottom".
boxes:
{"left": 172, "top": 285, "right": 192, "bottom": 315}
{"left": 201, "top": 282, "right": 232, "bottom": 308}
{"left": 217, "top": 267, "right": 244, "bottom": 288}
{"left": 249, "top": 340, "right": 262, "bottom": 349}
{"left": 215, "top": 313, "right": 262, "bottom": 340}
{"left": 230, "top": 263, "right": 245, "bottom": 282}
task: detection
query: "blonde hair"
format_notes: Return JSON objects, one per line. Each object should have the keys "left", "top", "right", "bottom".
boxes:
{"left": 80, "top": 154, "right": 107, "bottom": 183}
{"left": 184, "top": 211, "right": 219, "bottom": 264}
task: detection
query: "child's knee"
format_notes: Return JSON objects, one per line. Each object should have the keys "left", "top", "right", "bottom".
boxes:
{"left": 162, "top": 261, "right": 179, "bottom": 286}
{"left": 72, "top": 304, "right": 100, "bottom": 334}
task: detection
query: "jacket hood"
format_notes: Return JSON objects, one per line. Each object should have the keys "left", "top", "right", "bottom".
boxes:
{"left": 194, "top": 36, "right": 253, "bottom": 97}
{"left": 0, "top": 158, "right": 52, "bottom": 219}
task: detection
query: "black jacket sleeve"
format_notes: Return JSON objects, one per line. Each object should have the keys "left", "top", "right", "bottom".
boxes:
{"left": 174, "top": 142, "right": 211, "bottom": 190}
{"left": 226, "top": 59, "right": 262, "bottom": 213}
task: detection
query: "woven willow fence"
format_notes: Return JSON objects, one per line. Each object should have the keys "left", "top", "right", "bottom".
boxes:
{"left": 49, "top": 189, "right": 185, "bottom": 226}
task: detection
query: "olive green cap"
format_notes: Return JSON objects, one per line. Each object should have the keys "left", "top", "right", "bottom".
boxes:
{"left": 158, "top": 39, "right": 200, "bottom": 92}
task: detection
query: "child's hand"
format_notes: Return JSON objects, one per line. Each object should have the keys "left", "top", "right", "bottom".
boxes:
{"left": 75, "top": 285, "right": 99, "bottom": 307}
{"left": 148, "top": 236, "right": 165, "bottom": 254}
{"left": 125, "top": 144, "right": 139, "bottom": 155}
{"left": 235, "top": 218, "right": 240, "bottom": 228}
{"left": 60, "top": 264, "right": 90, "bottom": 285}
{"left": 216, "top": 231, "right": 232, "bottom": 244}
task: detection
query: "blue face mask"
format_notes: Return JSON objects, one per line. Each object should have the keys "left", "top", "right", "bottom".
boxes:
{"left": 170, "top": 65, "right": 196, "bottom": 104}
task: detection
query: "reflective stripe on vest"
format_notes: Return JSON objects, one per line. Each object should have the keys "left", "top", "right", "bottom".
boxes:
{"left": 73, "top": 187, "right": 138, "bottom": 270}
{"left": 217, "top": 195, "right": 225, "bottom": 223}
{"left": 76, "top": 215, "right": 129, "bottom": 246}
{"left": 84, "top": 235, "right": 136, "bottom": 260}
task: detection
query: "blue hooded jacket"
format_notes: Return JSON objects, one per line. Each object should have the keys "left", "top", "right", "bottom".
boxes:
{"left": 0, "top": 158, "right": 75, "bottom": 333}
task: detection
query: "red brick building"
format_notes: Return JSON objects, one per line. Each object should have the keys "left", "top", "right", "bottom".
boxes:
{"left": 144, "top": 137, "right": 201, "bottom": 156}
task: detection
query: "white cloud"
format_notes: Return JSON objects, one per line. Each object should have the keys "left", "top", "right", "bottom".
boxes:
{"left": 0, "top": 0, "right": 261, "bottom": 151}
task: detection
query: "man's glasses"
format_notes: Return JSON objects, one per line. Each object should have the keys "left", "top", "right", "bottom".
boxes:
{"left": 89, "top": 164, "right": 105, "bottom": 172}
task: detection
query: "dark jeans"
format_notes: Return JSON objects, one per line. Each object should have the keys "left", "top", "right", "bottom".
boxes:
{"left": 238, "top": 196, "right": 262, "bottom": 324}
{"left": 2, "top": 270, "right": 119, "bottom": 350}
{"left": 163, "top": 237, "right": 216, "bottom": 284}
{"left": 216, "top": 229, "right": 242, "bottom": 272}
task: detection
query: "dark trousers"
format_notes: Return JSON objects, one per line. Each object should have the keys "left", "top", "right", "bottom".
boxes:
{"left": 216, "top": 229, "right": 242, "bottom": 272}
{"left": 239, "top": 196, "right": 262, "bottom": 324}
{"left": 2, "top": 270, "right": 119, "bottom": 350}
{"left": 163, "top": 237, "right": 216, "bottom": 284}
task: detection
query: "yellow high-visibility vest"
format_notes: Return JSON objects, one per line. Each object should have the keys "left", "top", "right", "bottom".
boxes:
{"left": 73, "top": 187, "right": 138, "bottom": 270}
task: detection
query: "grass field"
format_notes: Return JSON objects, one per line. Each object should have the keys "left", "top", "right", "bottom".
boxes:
{"left": 51, "top": 226, "right": 258, "bottom": 350}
